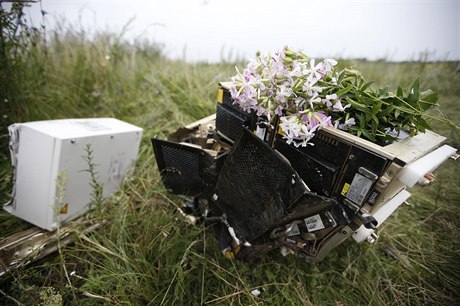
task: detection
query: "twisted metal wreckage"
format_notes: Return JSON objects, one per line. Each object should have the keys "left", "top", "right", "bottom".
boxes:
{"left": 152, "top": 82, "right": 458, "bottom": 261}
{"left": 0, "top": 83, "right": 457, "bottom": 276}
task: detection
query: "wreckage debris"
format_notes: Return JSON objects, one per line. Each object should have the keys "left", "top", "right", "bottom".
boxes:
{"left": 151, "top": 82, "right": 458, "bottom": 261}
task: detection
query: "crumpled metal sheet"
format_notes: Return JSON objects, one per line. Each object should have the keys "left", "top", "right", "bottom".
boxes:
{"left": 212, "top": 128, "right": 308, "bottom": 242}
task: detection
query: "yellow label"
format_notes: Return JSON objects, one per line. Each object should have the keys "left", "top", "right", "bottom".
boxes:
{"left": 341, "top": 183, "right": 350, "bottom": 196}
{"left": 217, "top": 88, "right": 224, "bottom": 104}
{"left": 60, "top": 203, "right": 69, "bottom": 214}
{"left": 278, "top": 125, "right": 284, "bottom": 136}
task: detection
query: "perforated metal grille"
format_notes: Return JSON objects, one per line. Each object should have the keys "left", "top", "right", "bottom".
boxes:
{"left": 275, "top": 139, "right": 339, "bottom": 197}
{"left": 215, "top": 129, "right": 306, "bottom": 241}
{"left": 216, "top": 104, "right": 249, "bottom": 141}
{"left": 152, "top": 138, "right": 202, "bottom": 196}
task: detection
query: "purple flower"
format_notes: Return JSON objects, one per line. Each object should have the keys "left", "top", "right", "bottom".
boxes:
{"left": 255, "top": 106, "right": 268, "bottom": 117}
{"left": 313, "top": 112, "right": 333, "bottom": 127}
{"left": 301, "top": 112, "right": 332, "bottom": 130}
{"left": 230, "top": 46, "right": 342, "bottom": 145}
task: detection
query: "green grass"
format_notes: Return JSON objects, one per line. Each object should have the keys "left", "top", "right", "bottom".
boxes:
{"left": 0, "top": 24, "right": 459, "bottom": 305}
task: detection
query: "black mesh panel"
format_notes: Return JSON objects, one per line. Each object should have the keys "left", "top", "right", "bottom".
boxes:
{"left": 216, "top": 104, "right": 249, "bottom": 141}
{"left": 152, "top": 138, "right": 204, "bottom": 196}
{"left": 214, "top": 128, "right": 307, "bottom": 241}
{"left": 275, "top": 139, "right": 339, "bottom": 197}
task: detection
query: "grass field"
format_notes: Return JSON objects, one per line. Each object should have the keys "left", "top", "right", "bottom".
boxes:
{"left": 1, "top": 18, "right": 459, "bottom": 305}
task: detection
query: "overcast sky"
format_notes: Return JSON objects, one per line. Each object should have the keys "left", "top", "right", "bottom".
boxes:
{"left": 19, "top": 0, "right": 460, "bottom": 62}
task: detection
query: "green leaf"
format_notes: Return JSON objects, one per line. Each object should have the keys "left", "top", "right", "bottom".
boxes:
{"left": 362, "top": 129, "right": 376, "bottom": 142}
{"left": 345, "top": 97, "right": 368, "bottom": 113}
{"left": 371, "top": 119, "right": 378, "bottom": 135}
{"left": 396, "top": 86, "right": 404, "bottom": 98}
{"left": 378, "top": 86, "right": 393, "bottom": 99}
{"left": 407, "top": 78, "right": 420, "bottom": 104}
{"left": 357, "top": 113, "right": 366, "bottom": 129}
{"left": 419, "top": 90, "right": 438, "bottom": 111}
{"left": 371, "top": 99, "right": 382, "bottom": 115}
{"left": 419, "top": 101, "right": 437, "bottom": 111}
{"left": 337, "top": 70, "right": 346, "bottom": 83}
{"left": 336, "top": 86, "right": 352, "bottom": 97}
{"left": 371, "top": 115, "right": 379, "bottom": 125}
{"left": 360, "top": 81, "right": 374, "bottom": 93}
{"left": 416, "top": 117, "right": 432, "bottom": 131}
{"left": 380, "top": 104, "right": 394, "bottom": 117}
{"left": 420, "top": 89, "right": 437, "bottom": 102}
{"left": 394, "top": 108, "right": 400, "bottom": 119}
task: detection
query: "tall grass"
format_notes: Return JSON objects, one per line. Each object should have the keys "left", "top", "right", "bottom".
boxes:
{"left": 1, "top": 14, "right": 459, "bottom": 305}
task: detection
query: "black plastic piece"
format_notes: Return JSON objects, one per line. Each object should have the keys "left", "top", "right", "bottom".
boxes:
{"left": 275, "top": 130, "right": 391, "bottom": 209}
{"left": 275, "top": 139, "right": 340, "bottom": 197}
{"left": 359, "top": 213, "right": 378, "bottom": 229}
{"left": 221, "top": 85, "right": 244, "bottom": 114}
{"left": 152, "top": 138, "right": 227, "bottom": 197}
{"left": 216, "top": 104, "right": 248, "bottom": 141}
{"left": 216, "top": 87, "right": 257, "bottom": 142}
{"left": 152, "top": 138, "right": 203, "bottom": 196}
{"left": 213, "top": 128, "right": 307, "bottom": 242}
{"left": 271, "top": 192, "right": 351, "bottom": 229}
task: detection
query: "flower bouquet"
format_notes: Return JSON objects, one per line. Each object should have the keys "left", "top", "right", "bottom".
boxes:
{"left": 229, "top": 46, "right": 444, "bottom": 147}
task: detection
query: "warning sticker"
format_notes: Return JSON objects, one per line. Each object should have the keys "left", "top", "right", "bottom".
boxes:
{"left": 304, "top": 214, "right": 325, "bottom": 232}
{"left": 217, "top": 88, "right": 224, "bottom": 103}
{"left": 346, "top": 173, "right": 373, "bottom": 205}
{"left": 341, "top": 183, "right": 350, "bottom": 196}
{"left": 59, "top": 203, "right": 69, "bottom": 214}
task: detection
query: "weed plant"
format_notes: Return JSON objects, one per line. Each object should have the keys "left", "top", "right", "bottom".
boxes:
{"left": 0, "top": 4, "right": 459, "bottom": 305}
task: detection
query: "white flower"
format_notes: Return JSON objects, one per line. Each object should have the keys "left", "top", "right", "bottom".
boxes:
{"left": 302, "top": 75, "right": 322, "bottom": 98}
{"left": 275, "top": 84, "right": 293, "bottom": 103}
{"left": 335, "top": 117, "right": 356, "bottom": 130}
{"left": 289, "top": 61, "right": 303, "bottom": 77}
{"left": 309, "top": 58, "right": 324, "bottom": 80}
{"left": 230, "top": 46, "right": 342, "bottom": 143}
{"left": 345, "top": 117, "right": 356, "bottom": 126}
{"left": 332, "top": 100, "right": 351, "bottom": 112}
{"left": 280, "top": 113, "right": 331, "bottom": 147}
{"left": 322, "top": 94, "right": 339, "bottom": 108}
{"left": 244, "top": 59, "right": 259, "bottom": 75}
{"left": 322, "top": 59, "right": 338, "bottom": 72}
{"left": 294, "top": 97, "right": 306, "bottom": 108}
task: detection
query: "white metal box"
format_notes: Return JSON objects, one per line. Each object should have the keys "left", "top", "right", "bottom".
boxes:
{"left": 4, "top": 118, "right": 143, "bottom": 231}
